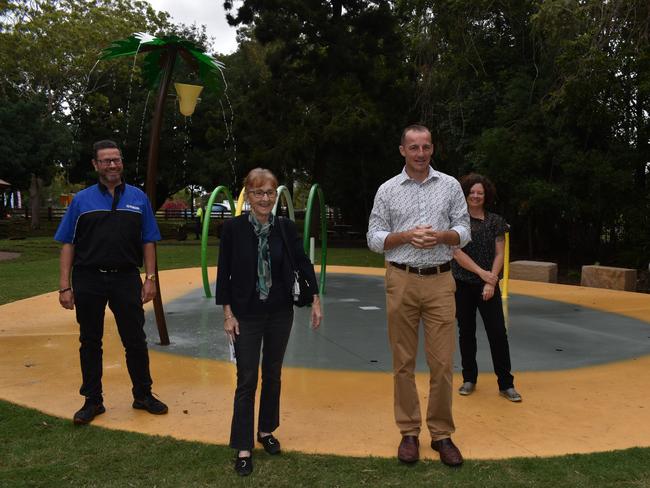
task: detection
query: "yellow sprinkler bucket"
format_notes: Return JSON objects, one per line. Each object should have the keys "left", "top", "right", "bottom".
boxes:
{"left": 174, "top": 83, "right": 203, "bottom": 116}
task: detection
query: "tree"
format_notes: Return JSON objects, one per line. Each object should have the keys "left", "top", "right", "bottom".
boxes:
{"left": 0, "top": 0, "right": 171, "bottom": 219}
{"left": 224, "top": 0, "right": 415, "bottom": 226}
{"left": 0, "top": 94, "right": 70, "bottom": 228}
{"left": 1, "top": 1, "right": 170, "bottom": 113}
{"left": 408, "top": 0, "right": 650, "bottom": 267}
{"left": 531, "top": 0, "right": 650, "bottom": 265}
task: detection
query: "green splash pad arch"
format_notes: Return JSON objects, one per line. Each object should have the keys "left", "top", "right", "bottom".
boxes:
{"left": 200, "top": 184, "right": 327, "bottom": 298}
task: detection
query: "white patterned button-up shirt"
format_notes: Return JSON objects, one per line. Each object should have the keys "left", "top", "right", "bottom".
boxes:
{"left": 367, "top": 166, "right": 471, "bottom": 268}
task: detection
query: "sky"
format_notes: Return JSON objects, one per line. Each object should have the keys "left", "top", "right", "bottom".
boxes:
{"left": 145, "top": 0, "right": 239, "bottom": 54}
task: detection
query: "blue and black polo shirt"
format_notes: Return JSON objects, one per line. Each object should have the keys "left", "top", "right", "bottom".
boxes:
{"left": 54, "top": 181, "right": 161, "bottom": 269}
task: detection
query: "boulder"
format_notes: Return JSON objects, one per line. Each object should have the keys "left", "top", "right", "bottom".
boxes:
{"left": 581, "top": 265, "right": 637, "bottom": 291}
{"left": 509, "top": 260, "right": 558, "bottom": 283}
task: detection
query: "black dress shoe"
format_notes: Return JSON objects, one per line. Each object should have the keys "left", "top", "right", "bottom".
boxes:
{"left": 257, "top": 433, "right": 281, "bottom": 454}
{"left": 132, "top": 393, "right": 168, "bottom": 415}
{"left": 234, "top": 455, "right": 253, "bottom": 476}
{"left": 73, "top": 400, "right": 106, "bottom": 425}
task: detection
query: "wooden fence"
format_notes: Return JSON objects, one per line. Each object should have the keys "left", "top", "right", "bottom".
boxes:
{"left": 5, "top": 206, "right": 340, "bottom": 223}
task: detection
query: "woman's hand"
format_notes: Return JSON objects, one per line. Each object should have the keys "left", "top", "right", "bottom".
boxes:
{"left": 310, "top": 295, "right": 322, "bottom": 329}
{"left": 480, "top": 269, "right": 498, "bottom": 286}
{"left": 482, "top": 283, "right": 495, "bottom": 301}
{"left": 224, "top": 315, "right": 240, "bottom": 341}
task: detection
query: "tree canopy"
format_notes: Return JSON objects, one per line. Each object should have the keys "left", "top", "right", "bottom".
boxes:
{"left": 0, "top": 0, "right": 648, "bottom": 267}
{"left": 408, "top": 0, "right": 649, "bottom": 265}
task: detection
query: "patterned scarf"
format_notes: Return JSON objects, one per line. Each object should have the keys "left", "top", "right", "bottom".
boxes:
{"left": 249, "top": 212, "right": 273, "bottom": 300}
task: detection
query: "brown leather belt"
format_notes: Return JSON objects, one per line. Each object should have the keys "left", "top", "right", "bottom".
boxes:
{"left": 390, "top": 261, "right": 451, "bottom": 275}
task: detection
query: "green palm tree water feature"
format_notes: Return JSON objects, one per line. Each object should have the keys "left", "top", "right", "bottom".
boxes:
{"left": 100, "top": 32, "right": 226, "bottom": 344}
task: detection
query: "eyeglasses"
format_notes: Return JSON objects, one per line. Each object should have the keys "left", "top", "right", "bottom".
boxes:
{"left": 96, "top": 157, "right": 123, "bottom": 166}
{"left": 248, "top": 189, "right": 277, "bottom": 199}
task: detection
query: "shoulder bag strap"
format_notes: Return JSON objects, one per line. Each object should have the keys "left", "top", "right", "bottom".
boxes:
{"left": 277, "top": 217, "right": 298, "bottom": 270}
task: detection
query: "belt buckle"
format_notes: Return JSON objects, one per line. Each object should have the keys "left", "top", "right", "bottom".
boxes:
{"left": 407, "top": 265, "right": 423, "bottom": 276}
{"left": 406, "top": 265, "right": 419, "bottom": 275}
{"left": 99, "top": 268, "right": 107, "bottom": 273}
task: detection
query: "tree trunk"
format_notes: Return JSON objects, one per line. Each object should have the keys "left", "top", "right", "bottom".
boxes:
{"left": 634, "top": 94, "right": 647, "bottom": 193}
{"left": 29, "top": 174, "right": 43, "bottom": 230}
{"left": 331, "top": 0, "right": 342, "bottom": 20}
{"left": 527, "top": 215, "right": 534, "bottom": 258}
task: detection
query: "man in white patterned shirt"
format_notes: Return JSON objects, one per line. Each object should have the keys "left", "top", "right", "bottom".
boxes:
{"left": 367, "top": 124, "right": 470, "bottom": 467}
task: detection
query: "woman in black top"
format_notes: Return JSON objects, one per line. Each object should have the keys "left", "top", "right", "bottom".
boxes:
{"left": 216, "top": 168, "right": 322, "bottom": 476}
{"left": 451, "top": 174, "right": 521, "bottom": 402}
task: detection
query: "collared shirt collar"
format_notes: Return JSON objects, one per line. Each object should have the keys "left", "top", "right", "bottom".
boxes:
{"left": 398, "top": 165, "right": 439, "bottom": 185}
{"left": 98, "top": 179, "right": 126, "bottom": 195}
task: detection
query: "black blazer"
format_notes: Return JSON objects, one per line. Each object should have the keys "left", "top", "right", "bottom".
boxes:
{"left": 215, "top": 215, "right": 319, "bottom": 313}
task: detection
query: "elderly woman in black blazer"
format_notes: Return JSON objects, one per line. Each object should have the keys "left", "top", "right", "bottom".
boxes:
{"left": 216, "top": 168, "right": 322, "bottom": 476}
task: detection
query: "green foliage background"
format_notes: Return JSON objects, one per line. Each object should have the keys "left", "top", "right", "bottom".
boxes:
{"left": 0, "top": 0, "right": 648, "bottom": 268}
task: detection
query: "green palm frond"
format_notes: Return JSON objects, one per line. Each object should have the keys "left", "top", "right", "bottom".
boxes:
{"left": 100, "top": 36, "right": 141, "bottom": 59}
{"left": 141, "top": 49, "right": 164, "bottom": 89}
{"left": 100, "top": 32, "right": 225, "bottom": 94}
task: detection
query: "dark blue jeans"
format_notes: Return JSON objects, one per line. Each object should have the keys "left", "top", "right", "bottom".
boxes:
{"left": 230, "top": 306, "right": 293, "bottom": 450}
{"left": 455, "top": 280, "right": 514, "bottom": 390}
{"left": 72, "top": 268, "right": 153, "bottom": 403}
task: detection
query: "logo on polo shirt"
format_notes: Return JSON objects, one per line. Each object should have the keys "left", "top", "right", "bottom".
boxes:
{"left": 125, "top": 204, "right": 141, "bottom": 211}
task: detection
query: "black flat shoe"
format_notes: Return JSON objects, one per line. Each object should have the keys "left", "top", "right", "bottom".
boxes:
{"left": 132, "top": 393, "right": 168, "bottom": 415}
{"left": 73, "top": 401, "right": 106, "bottom": 425}
{"left": 234, "top": 455, "right": 253, "bottom": 476}
{"left": 257, "top": 433, "right": 281, "bottom": 455}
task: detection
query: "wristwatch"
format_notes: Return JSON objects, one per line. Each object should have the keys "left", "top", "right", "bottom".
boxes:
{"left": 146, "top": 274, "right": 156, "bottom": 282}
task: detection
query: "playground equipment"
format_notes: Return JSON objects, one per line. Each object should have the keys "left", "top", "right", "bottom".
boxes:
{"left": 200, "top": 185, "right": 236, "bottom": 298}
{"left": 100, "top": 33, "right": 227, "bottom": 345}
{"left": 200, "top": 183, "right": 327, "bottom": 299}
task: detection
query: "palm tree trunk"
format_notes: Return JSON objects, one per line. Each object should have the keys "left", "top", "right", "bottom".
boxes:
{"left": 144, "top": 47, "right": 177, "bottom": 346}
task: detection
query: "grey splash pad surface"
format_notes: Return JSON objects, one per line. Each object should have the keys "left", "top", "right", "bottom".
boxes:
{"left": 146, "top": 273, "right": 650, "bottom": 372}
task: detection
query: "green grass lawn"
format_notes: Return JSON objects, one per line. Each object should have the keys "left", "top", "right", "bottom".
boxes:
{"left": 1, "top": 237, "right": 650, "bottom": 487}
{"left": 2, "top": 400, "right": 649, "bottom": 488}
{"left": 0, "top": 237, "right": 381, "bottom": 305}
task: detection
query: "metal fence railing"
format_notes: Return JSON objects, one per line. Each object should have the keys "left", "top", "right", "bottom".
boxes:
{"left": 4, "top": 205, "right": 348, "bottom": 226}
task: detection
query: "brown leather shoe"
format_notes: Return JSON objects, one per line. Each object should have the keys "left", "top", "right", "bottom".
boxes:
{"left": 431, "top": 438, "right": 463, "bottom": 467}
{"left": 397, "top": 435, "right": 419, "bottom": 463}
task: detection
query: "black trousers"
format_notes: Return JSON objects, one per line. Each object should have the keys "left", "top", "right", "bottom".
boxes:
{"left": 72, "top": 268, "right": 153, "bottom": 403}
{"left": 230, "top": 307, "right": 293, "bottom": 451}
{"left": 455, "top": 280, "right": 514, "bottom": 390}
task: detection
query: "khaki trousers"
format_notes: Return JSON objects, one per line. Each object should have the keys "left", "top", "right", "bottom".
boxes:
{"left": 385, "top": 264, "right": 456, "bottom": 440}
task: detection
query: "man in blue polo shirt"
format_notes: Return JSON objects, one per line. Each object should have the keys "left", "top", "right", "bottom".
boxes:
{"left": 55, "top": 139, "right": 168, "bottom": 425}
